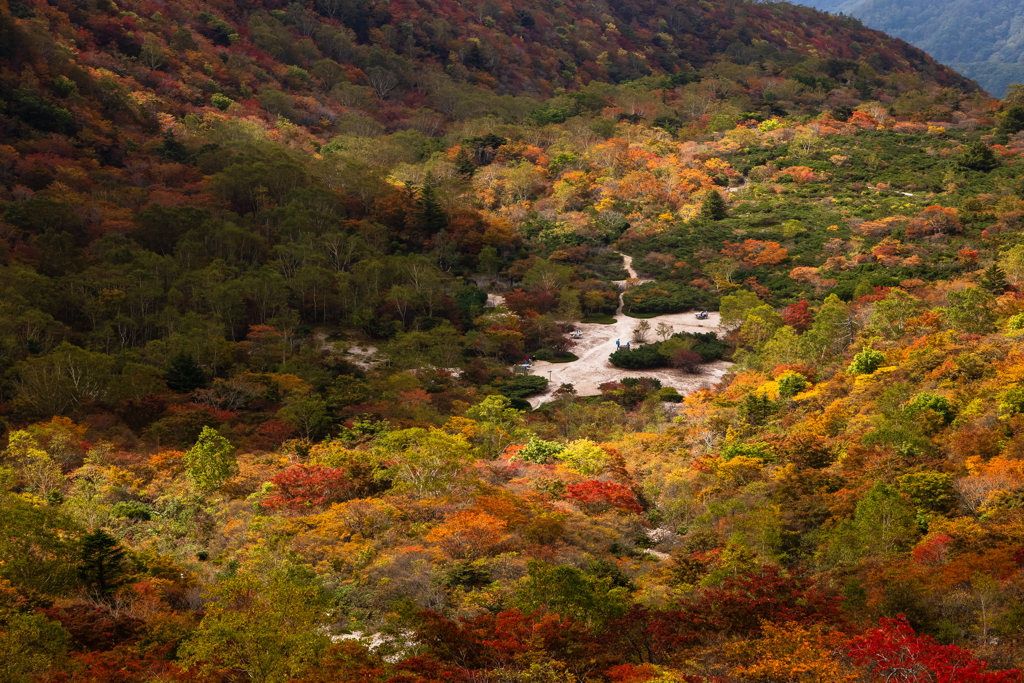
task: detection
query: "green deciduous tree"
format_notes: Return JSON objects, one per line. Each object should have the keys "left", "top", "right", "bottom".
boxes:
{"left": 181, "top": 572, "right": 331, "bottom": 683}
{"left": 0, "top": 494, "right": 81, "bottom": 597}
{"left": 848, "top": 348, "right": 885, "bottom": 375}
{"left": 869, "top": 290, "right": 925, "bottom": 339}
{"left": 554, "top": 438, "right": 609, "bottom": 475}
{"left": 719, "top": 289, "right": 762, "bottom": 330}
{"left": 898, "top": 471, "right": 957, "bottom": 514}
{"left": 16, "top": 343, "right": 114, "bottom": 417}
{"left": 0, "top": 601, "right": 69, "bottom": 683}
{"left": 278, "top": 391, "right": 331, "bottom": 441}
{"left": 945, "top": 287, "right": 996, "bottom": 334}
{"left": 372, "top": 427, "right": 477, "bottom": 497}
{"left": 464, "top": 395, "right": 531, "bottom": 459}
{"left": 855, "top": 482, "right": 918, "bottom": 557}
{"left": 185, "top": 426, "right": 238, "bottom": 492}
{"left": 805, "top": 294, "right": 854, "bottom": 362}
{"left": 999, "top": 244, "right": 1024, "bottom": 286}
{"left": 4, "top": 430, "right": 64, "bottom": 498}
{"left": 514, "top": 560, "right": 629, "bottom": 628}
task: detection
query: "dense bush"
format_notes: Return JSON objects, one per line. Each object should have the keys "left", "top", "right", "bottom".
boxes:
{"left": 848, "top": 348, "right": 886, "bottom": 374}
{"left": 622, "top": 282, "right": 718, "bottom": 315}
{"left": 497, "top": 375, "right": 549, "bottom": 400}
{"left": 609, "top": 344, "right": 664, "bottom": 369}
{"left": 609, "top": 332, "right": 727, "bottom": 369}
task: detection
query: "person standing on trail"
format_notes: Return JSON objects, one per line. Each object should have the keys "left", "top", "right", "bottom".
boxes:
{"left": 627, "top": 342, "right": 631, "bottom": 350}
{"left": 616, "top": 339, "right": 620, "bottom": 349}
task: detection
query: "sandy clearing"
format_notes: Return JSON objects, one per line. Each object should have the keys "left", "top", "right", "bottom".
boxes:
{"left": 344, "top": 345, "right": 380, "bottom": 370}
{"left": 525, "top": 254, "right": 732, "bottom": 408}
{"left": 340, "top": 255, "right": 732, "bottom": 405}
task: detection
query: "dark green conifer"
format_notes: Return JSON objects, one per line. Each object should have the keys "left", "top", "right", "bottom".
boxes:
{"left": 700, "top": 189, "right": 727, "bottom": 220}
{"left": 956, "top": 141, "right": 998, "bottom": 172}
{"left": 997, "top": 105, "right": 1024, "bottom": 140}
{"left": 78, "top": 530, "right": 127, "bottom": 597}
{"left": 981, "top": 262, "right": 1008, "bottom": 293}
{"left": 164, "top": 351, "right": 208, "bottom": 393}
{"left": 417, "top": 173, "right": 446, "bottom": 234}
{"left": 454, "top": 147, "right": 475, "bottom": 177}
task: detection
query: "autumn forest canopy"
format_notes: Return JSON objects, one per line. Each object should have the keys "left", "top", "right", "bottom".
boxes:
{"left": 5, "top": 0, "right": 1024, "bottom": 681}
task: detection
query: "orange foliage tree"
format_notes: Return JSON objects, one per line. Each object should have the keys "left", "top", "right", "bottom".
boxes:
{"left": 425, "top": 510, "right": 510, "bottom": 559}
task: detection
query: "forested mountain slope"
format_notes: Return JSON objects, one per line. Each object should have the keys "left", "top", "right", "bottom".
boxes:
{"left": 5, "top": 0, "right": 1024, "bottom": 681}
{"left": 802, "top": 0, "right": 1024, "bottom": 97}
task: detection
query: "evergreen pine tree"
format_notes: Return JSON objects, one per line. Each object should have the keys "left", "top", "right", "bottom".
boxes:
{"left": 164, "top": 351, "right": 208, "bottom": 393}
{"left": 417, "top": 173, "right": 446, "bottom": 234}
{"left": 78, "top": 529, "right": 127, "bottom": 597}
{"left": 981, "top": 262, "right": 1008, "bottom": 293}
{"left": 997, "top": 105, "right": 1024, "bottom": 141}
{"left": 956, "top": 141, "right": 998, "bottom": 172}
{"left": 700, "top": 189, "right": 727, "bottom": 220}
{"left": 454, "top": 147, "right": 476, "bottom": 177}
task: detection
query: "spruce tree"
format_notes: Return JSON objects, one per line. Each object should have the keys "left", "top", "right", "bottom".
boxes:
{"left": 417, "top": 173, "right": 446, "bottom": 234}
{"left": 78, "top": 529, "right": 127, "bottom": 598}
{"left": 454, "top": 147, "right": 475, "bottom": 177}
{"left": 981, "top": 262, "right": 1008, "bottom": 293}
{"left": 700, "top": 189, "right": 727, "bottom": 220}
{"left": 997, "top": 105, "right": 1024, "bottom": 140}
{"left": 164, "top": 351, "right": 208, "bottom": 393}
{"left": 956, "top": 141, "right": 998, "bottom": 173}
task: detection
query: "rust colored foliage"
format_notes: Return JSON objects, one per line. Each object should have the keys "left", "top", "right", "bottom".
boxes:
{"left": 563, "top": 480, "right": 643, "bottom": 515}
{"left": 413, "top": 608, "right": 595, "bottom": 672}
{"left": 424, "top": 510, "right": 510, "bottom": 559}
{"left": 691, "top": 565, "right": 844, "bottom": 635}
{"left": 44, "top": 645, "right": 187, "bottom": 683}
{"left": 906, "top": 205, "right": 961, "bottom": 238}
{"left": 602, "top": 605, "right": 714, "bottom": 665}
{"left": 721, "top": 239, "right": 788, "bottom": 267}
{"left": 43, "top": 603, "right": 143, "bottom": 652}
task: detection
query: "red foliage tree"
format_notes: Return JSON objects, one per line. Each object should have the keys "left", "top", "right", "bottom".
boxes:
{"left": 846, "top": 615, "right": 1021, "bottom": 683}
{"left": 781, "top": 300, "right": 813, "bottom": 332}
{"left": 414, "top": 608, "right": 596, "bottom": 673}
{"left": 563, "top": 480, "right": 643, "bottom": 515}
{"left": 43, "top": 603, "right": 143, "bottom": 652}
{"left": 260, "top": 464, "right": 353, "bottom": 512}
{"left": 603, "top": 605, "right": 713, "bottom": 665}
{"left": 45, "top": 646, "right": 183, "bottom": 683}
{"left": 249, "top": 419, "right": 297, "bottom": 451}
{"left": 690, "top": 565, "right": 843, "bottom": 635}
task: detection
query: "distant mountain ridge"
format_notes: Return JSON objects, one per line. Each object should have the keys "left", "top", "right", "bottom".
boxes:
{"left": 802, "top": 0, "right": 1024, "bottom": 96}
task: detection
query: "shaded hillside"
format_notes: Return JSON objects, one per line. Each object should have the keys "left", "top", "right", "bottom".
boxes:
{"left": 802, "top": 0, "right": 1024, "bottom": 97}
{"left": 0, "top": 0, "right": 977, "bottom": 156}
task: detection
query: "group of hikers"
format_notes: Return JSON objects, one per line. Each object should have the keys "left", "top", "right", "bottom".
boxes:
{"left": 696, "top": 310, "right": 709, "bottom": 320}
{"left": 615, "top": 339, "right": 631, "bottom": 351}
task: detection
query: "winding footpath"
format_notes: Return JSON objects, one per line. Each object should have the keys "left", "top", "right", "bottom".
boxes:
{"left": 525, "top": 254, "right": 732, "bottom": 408}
